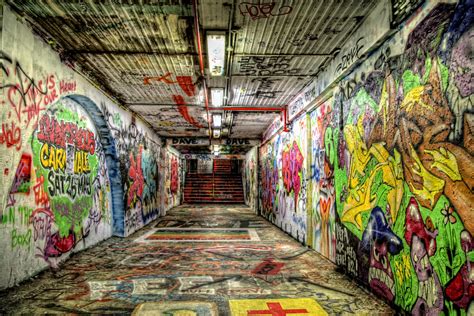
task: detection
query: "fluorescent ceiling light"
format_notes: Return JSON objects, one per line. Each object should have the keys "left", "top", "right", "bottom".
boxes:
{"left": 213, "top": 129, "right": 221, "bottom": 139}
{"left": 211, "top": 88, "right": 224, "bottom": 107}
{"left": 212, "top": 114, "right": 222, "bottom": 128}
{"left": 207, "top": 33, "right": 226, "bottom": 76}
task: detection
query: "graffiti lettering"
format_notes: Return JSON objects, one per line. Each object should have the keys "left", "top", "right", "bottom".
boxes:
{"left": 33, "top": 175, "right": 49, "bottom": 207}
{"left": 335, "top": 222, "right": 358, "bottom": 276}
{"left": 37, "top": 114, "right": 96, "bottom": 155}
{"left": 172, "top": 138, "right": 198, "bottom": 145}
{"left": 59, "top": 80, "right": 77, "bottom": 95}
{"left": 11, "top": 228, "right": 32, "bottom": 248}
{"left": 239, "top": 2, "right": 293, "bottom": 20}
{"left": 335, "top": 37, "right": 365, "bottom": 74}
{"left": 47, "top": 171, "right": 91, "bottom": 199}
{"left": 0, "top": 122, "right": 22, "bottom": 150}
{"left": 238, "top": 56, "right": 300, "bottom": 76}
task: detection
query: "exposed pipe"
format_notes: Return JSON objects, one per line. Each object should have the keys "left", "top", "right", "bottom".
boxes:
{"left": 192, "top": 0, "right": 212, "bottom": 140}
{"left": 209, "top": 107, "right": 284, "bottom": 111}
{"left": 224, "top": 0, "right": 236, "bottom": 137}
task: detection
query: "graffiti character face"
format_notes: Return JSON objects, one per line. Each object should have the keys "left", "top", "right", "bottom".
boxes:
{"left": 369, "top": 238, "right": 395, "bottom": 301}
{"left": 362, "top": 207, "right": 403, "bottom": 302}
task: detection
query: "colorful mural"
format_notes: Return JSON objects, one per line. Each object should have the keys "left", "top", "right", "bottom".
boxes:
{"left": 328, "top": 2, "right": 473, "bottom": 314}
{"left": 259, "top": 1, "right": 473, "bottom": 314}
{"left": 100, "top": 104, "right": 162, "bottom": 235}
{"left": 2, "top": 99, "right": 112, "bottom": 272}
{"left": 309, "top": 101, "right": 337, "bottom": 261}
{"left": 161, "top": 148, "right": 181, "bottom": 211}
{"left": 260, "top": 115, "right": 308, "bottom": 243}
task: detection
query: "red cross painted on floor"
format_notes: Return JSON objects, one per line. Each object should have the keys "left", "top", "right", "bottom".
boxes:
{"left": 247, "top": 302, "right": 308, "bottom": 315}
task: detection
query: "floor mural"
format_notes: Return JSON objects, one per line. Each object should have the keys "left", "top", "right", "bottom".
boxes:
{"left": 135, "top": 228, "right": 260, "bottom": 243}
{"left": 229, "top": 298, "right": 328, "bottom": 316}
{"left": 0, "top": 204, "right": 393, "bottom": 315}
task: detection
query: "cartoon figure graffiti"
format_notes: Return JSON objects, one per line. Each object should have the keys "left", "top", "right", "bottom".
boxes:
{"left": 361, "top": 206, "right": 402, "bottom": 302}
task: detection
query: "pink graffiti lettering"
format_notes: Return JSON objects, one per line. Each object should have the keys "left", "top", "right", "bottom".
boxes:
{"left": 36, "top": 114, "right": 96, "bottom": 154}
{"left": 282, "top": 141, "right": 304, "bottom": 207}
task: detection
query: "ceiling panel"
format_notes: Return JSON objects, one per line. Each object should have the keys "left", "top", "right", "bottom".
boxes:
{"left": 230, "top": 112, "right": 279, "bottom": 138}
{"left": 130, "top": 105, "right": 209, "bottom": 137}
{"left": 7, "top": 0, "right": 378, "bottom": 153}
{"left": 228, "top": 75, "right": 311, "bottom": 107}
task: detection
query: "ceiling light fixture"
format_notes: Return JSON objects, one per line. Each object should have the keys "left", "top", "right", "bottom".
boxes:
{"left": 213, "top": 129, "right": 221, "bottom": 139}
{"left": 207, "top": 32, "right": 226, "bottom": 76}
{"left": 210, "top": 88, "right": 224, "bottom": 107}
{"left": 212, "top": 114, "right": 222, "bottom": 128}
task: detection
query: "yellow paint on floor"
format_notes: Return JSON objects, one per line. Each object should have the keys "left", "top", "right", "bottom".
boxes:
{"left": 229, "top": 298, "right": 328, "bottom": 316}
{"left": 132, "top": 301, "right": 218, "bottom": 316}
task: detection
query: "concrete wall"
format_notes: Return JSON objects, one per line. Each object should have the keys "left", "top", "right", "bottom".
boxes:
{"left": 259, "top": 0, "right": 473, "bottom": 313}
{"left": 0, "top": 5, "right": 181, "bottom": 290}
{"left": 242, "top": 146, "right": 258, "bottom": 213}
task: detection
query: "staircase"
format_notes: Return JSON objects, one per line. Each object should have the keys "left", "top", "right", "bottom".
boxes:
{"left": 184, "top": 173, "right": 244, "bottom": 203}
{"left": 213, "top": 159, "right": 232, "bottom": 173}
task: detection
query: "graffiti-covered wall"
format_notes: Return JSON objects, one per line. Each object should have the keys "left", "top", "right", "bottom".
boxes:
{"left": 309, "top": 101, "right": 337, "bottom": 261}
{"left": 0, "top": 5, "right": 176, "bottom": 290}
{"left": 331, "top": 2, "right": 473, "bottom": 313}
{"left": 161, "top": 147, "right": 182, "bottom": 211}
{"left": 0, "top": 96, "right": 113, "bottom": 289}
{"left": 243, "top": 146, "right": 258, "bottom": 213}
{"left": 100, "top": 104, "right": 164, "bottom": 236}
{"left": 260, "top": 114, "right": 308, "bottom": 243}
{"left": 259, "top": 1, "right": 473, "bottom": 313}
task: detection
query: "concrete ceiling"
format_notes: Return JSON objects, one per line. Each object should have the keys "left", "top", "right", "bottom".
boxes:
{"left": 7, "top": 0, "right": 376, "bottom": 153}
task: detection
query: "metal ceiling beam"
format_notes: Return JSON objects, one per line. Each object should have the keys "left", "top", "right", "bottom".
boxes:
{"left": 67, "top": 50, "right": 197, "bottom": 56}
{"left": 234, "top": 53, "right": 337, "bottom": 57}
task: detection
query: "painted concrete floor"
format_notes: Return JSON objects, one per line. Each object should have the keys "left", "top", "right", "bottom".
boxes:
{"left": 0, "top": 204, "right": 394, "bottom": 315}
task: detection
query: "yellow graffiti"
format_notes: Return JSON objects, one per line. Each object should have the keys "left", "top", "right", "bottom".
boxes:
{"left": 342, "top": 175, "right": 377, "bottom": 229}
{"left": 40, "top": 143, "right": 66, "bottom": 172}
{"left": 409, "top": 146, "right": 445, "bottom": 208}
{"left": 425, "top": 147, "right": 462, "bottom": 181}
{"left": 341, "top": 116, "right": 405, "bottom": 228}
{"left": 400, "top": 86, "right": 432, "bottom": 112}
{"left": 395, "top": 253, "right": 412, "bottom": 285}
{"left": 369, "top": 144, "right": 404, "bottom": 222}
{"left": 74, "top": 151, "right": 91, "bottom": 174}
